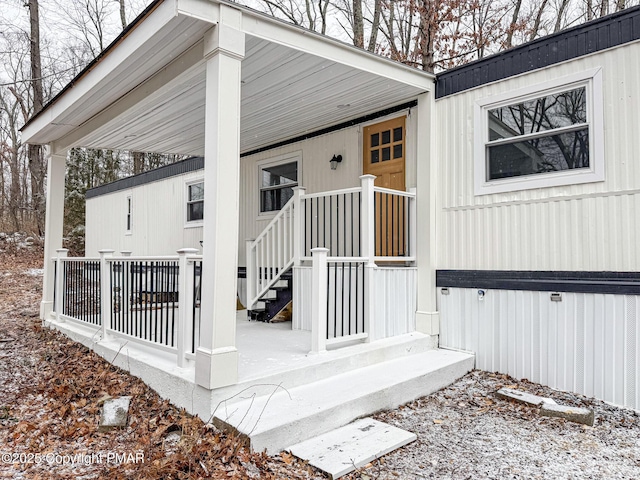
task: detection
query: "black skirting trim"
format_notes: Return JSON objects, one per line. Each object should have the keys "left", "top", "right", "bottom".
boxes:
{"left": 436, "top": 270, "right": 640, "bottom": 295}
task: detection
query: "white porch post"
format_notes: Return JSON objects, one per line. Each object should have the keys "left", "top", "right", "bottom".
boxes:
{"left": 360, "top": 174, "right": 376, "bottom": 341}
{"left": 414, "top": 92, "right": 439, "bottom": 335}
{"left": 195, "top": 6, "right": 245, "bottom": 390}
{"left": 41, "top": 148, "right": 67, "bottom": 320}
{"left": 310, "top": 247, "right": 329, "bottom": 354}
{"left": 99, "top": 249, "right": 115, "bottom": 339}
{"left": 54, "top": 248, "right": 68, "bottom": 321}
{"left": 292, "top": 186, "right": 306, "bottom": 266}
{"left": 177, "top": 248, "right": 198, "bottom": 368}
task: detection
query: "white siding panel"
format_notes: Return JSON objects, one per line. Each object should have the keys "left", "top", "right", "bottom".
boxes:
{"left": 440, "top": 288, "right": 640, "bottom": 411}
{"left": 85, "top": 170, "right": 204, "bottom": 257}
{"left": 294, "top": 266, "right": 417, "bottom": 342}
{"left": 293, "top": 266, "right": 312, "bottom": 331}
{"left": 435, "top": 42, "right": 640, "bottom": 271}
{"left": 372, "top": 267, "right": 417, "bottom": 341}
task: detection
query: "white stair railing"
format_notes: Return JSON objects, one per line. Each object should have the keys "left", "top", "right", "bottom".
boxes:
{"left": 245, "top": 188, "right": 303, "bottom": 310}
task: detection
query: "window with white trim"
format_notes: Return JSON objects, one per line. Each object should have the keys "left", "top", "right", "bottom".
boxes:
{"left": 259, "top": 155, "right": 300, "bottom": 213}
{"left": 126, "top": 196, "right": 132, "bottom": 232}
{"left": 474, "top": 69, "right": 604, "bottom": 195}
{"left": 187, "top": 182, "right": 204, "bottom": 222}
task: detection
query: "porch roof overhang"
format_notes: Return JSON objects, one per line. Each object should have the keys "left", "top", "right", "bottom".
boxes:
{"left": 21, "top": 0, "right": 434, "bottom": 157}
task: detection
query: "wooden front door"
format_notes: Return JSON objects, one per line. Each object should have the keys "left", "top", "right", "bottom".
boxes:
{"left": 363, "top": 117, "right": 406, "bottom": 257}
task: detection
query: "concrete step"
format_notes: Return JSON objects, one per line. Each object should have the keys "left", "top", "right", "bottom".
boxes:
{"left": 213, "top": 348, "right": 474, "bottom": 454}
{"left": 235, "top": 331, "right": 437, "bottom": 390}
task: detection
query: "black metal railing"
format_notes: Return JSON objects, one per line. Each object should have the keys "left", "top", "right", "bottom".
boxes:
{"left": 374, "top": 191, "right": 411, "bottom": 257}
{"left": 191, "top": 261, "right": 202, "bottom": 354}
{"left": 61, "top": 260, "right": 101, "bottom": 324}
{"left": 326, "top": 261, "right": 365, "bottom": 339}
{"left": 109, "top": 260, "right": 179, "bottom": 347}
{"left": 303, "top": 191, "right": 361, "bottom": 258}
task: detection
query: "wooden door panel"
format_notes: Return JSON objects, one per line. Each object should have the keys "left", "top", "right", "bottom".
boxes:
{"left": 363, "top": 117, "right": 406, "bottom": 256}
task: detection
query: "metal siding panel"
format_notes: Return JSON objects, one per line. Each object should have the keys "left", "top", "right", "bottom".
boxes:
{"left": 435, "top": 42, "right": 640, "bottom": 272}
{"left": 440, "top": 288, "right": 640, "bottom": 410}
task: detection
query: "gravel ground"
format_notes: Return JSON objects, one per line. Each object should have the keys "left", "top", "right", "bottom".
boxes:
{"left": 347, "top": 370, "right": 640, "bottom": 479}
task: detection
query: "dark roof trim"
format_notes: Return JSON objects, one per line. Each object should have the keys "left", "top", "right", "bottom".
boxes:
{"left": 435, "top": 5, "right": 640, "bottom": 98}
{"left": 21, "top": 0, "right": 164, "bottom": 132}
{"left": 86, "top": 156, "right": 204, "bottom": 198}
{"left": 240, "top": 100, "right": 418, "bottom": 158}
{"left": 437, "top": 270, "right": 640, "bottom": 295}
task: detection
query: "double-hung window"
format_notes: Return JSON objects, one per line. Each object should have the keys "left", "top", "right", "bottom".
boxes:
{"left": 474, "top": 69, "right": 604, "bottom": 195}
{"left": 187, "top": 182, "right": 204, "bottom": 222}
{"left": 259, "top": 154, "right": 300, "bottom": 213}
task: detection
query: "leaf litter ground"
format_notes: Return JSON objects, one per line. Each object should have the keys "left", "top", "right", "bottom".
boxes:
{"left": 1, "top": 242, "right": 639, "bottom": 479}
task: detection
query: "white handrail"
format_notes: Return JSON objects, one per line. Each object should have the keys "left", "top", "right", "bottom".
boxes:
{"left": 301, "top": 186, "right": 362, "bottom": 199}
{"left": 246, "top": 195, "right": 296, "bottom": 310}
{"left": 372, "top": 186, "right": 416, "bottom": 198}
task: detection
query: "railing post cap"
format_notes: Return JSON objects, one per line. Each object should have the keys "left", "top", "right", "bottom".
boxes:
{"left": 292, "top": 186, "right": 306, "bottom": 192}
{"left": 177, "top": 247, "right": 199, "bottom": 255}
{"left": 56, "top": 248, "right": 69, "bottom": 254}
{"left": 98, "top": 249, "right": 115, "bottom": 256}
{"left": 359, "top": 174, "right": 376, "bottom": 180}
{"left": 310, "top": 247, "right": 330, "bottom": 254}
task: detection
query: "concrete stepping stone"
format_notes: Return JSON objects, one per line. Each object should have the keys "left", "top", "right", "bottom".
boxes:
{"left": 99, "top": 396, "right": 131, "bottom": 431}
{"left": 288, "top": 418, "right": 416, "bottom": 479}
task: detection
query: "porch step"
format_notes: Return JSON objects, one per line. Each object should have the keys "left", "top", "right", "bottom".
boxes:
{"left": 213, "top": 348, "right": 474, "bottom": 454}
{"left": 249, "top": 270, "right": 293, "bottom": 322}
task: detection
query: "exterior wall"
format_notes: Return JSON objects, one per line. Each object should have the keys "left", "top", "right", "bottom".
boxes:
{"left": 86, "top": 170, "right": 204, "bottom": 257}
{"left": 439, "top": 287, "right": 640, "bottom": 411}
{"left": 238, "top": 108, "right": 418, "bottom": 266}
{"left": 434, "top": 41, "right": 640, "bottom": 271}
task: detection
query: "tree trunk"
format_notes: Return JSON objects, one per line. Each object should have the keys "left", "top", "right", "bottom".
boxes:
{"left": 119, "top": 0, "right": 127, "bottom": 29}
{"left": 29, "top": 0, "right": 45, "bottom": 235}
{"left": 133, "top": 152, "right": 144, "bottom": 175}
{"left": 505, "top": 0, "right": 523, "bottom": 48}
{"left": 353, "top": 0, "right": 364, "bottom": 48}
{"left": 529, "top": 0, "right": 549, "bottom": 42}
{"left": 367, "top": 0, "right": 381, "bottom": 52}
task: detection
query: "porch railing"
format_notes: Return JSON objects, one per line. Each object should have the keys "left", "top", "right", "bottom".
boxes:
{"left": 52, "top": 252, "right": 102, "bottom": 326}
{"left": 245, "top": 193, "right": 296, "bottom": 310}
{"left": 50, "top": 249, "right": 202, "bottom": 367}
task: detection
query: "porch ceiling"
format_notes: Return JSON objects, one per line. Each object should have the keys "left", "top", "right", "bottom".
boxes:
{"left": 22, "top": 0, "right": 434, "bottom": 156}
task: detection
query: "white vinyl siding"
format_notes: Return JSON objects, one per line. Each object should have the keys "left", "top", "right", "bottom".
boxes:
{"left": 439, "top": 287, "right": 640, "bottom": 412}
{"left": 434, "top": 41, "right": 640, "bottom": 271}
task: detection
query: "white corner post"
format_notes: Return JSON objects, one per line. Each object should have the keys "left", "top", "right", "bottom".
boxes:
{"left": 54, "top": 248, "right": 68, "bottom": 321}
{"left": 310, "top": 248, "right": 329, "bottom": 354}
{"left": 292, "top": 186, "right": 306, "bottom": 266}
{"left": 177, "top": 248, "right": 198, "bottom": 368}
{"left": 360, "top": 174, "right": 376, "bottom": 342}
{"left": 414, "top": 92, "right": 439, "bottom": 335}
{"left": 195, "top": 6, "right": 245, "bottom": 390}
{"left": 99, "top": 249, "right": 115, "bottom": 339}
{"left": 245, "top": 239, "right": 256, "bottom": 311}
{"left": 41, "top": 147, "right": 67, "bottom": 321}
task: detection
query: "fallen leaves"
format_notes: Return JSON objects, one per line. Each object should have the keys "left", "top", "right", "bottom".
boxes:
{"left": 0, "top": 247, "right": 326, "bottom": 480}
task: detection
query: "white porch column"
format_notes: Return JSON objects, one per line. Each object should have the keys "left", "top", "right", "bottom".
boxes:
{"left": 195, "top": 6, "right": 245, "bottom": 390}
{"left": 360, "top": 174, "right": 376, "bottom": 342}
{"left": 414, "top": 92, "right": 439, "bottom": 335}
{"left": 41, "top": 147, "right": 67, "bottom": 320}
{"left": 310, "top": 248, "right": 329, "bottom": 354}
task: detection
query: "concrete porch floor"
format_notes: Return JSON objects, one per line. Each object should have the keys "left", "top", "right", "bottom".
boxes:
{"left": 235, "top": 310, "right": 311, "bottom": 382}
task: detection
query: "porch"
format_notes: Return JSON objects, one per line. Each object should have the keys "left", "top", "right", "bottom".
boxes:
{"left": 22, "top": 0, "right": 455, "bottom": 453}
